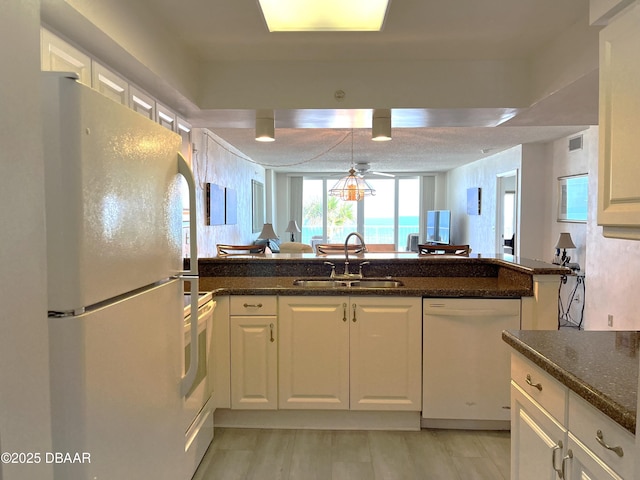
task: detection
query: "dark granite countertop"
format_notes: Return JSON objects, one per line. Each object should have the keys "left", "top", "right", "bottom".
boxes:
{"left": 191, "top": 253, "right": 568, "bottom": 299}
{"left": 199, "top": 275, "right": 532, "bottom": 298}
{"left": 193, "top": 253, "right": 569, "bottom": 277}
{"left": 502, "top": 330, "right": 638, "bottom": 434}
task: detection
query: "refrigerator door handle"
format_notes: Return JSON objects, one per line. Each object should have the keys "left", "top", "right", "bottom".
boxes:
{"left": 178, "top": 153, "right": 198, "bottom": 276}
{"left": 181, "top": 276, "right": 200, "bottom": 397}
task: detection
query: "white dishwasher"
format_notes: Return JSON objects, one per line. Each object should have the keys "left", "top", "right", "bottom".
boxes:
{"left": 422, "top": 298, "right": 520, "bottom": 428}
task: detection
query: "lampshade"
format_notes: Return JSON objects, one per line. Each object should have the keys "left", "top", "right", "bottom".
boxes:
{"left": 285, "top": 220, "right": 301, "bottom": 241}
{"left": 258, "top": 223, "right": 278, "bottom": 240}
{"left": 255, "top": 110, "right": 275, "bottom": 142}
{"left": 285, "top": 220, "right": 301, "bottom": 234}
{"left": 329, "top": 168, "right": 376, "bottom": 201}
{"left": 555, "top": 232, "right": 576, "bottom": 250}
{"left": 372, "top": 109, "right": 392, "bottom": 141}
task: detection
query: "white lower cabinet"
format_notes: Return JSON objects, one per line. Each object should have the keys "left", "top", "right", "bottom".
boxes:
{"left": 229, "top": 296, "right": 278, "bottom": 410}
{"left": 511, "top": 382, "right": 567, "bottom": 480}
{"left": 566, "top": 433, "right": 623, "bottom": 480}
{"left": 278, "top": 296, "right": 422, "bottom": 411}
{"left": 510, "top": 353, "right": 634, "bottom": 480}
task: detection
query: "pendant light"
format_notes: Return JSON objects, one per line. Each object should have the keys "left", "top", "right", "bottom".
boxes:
{"left": 372, "top": 108, "right": 392, "bottom": 141}
{"left": 255, "top": 110, "right": 275, "bottom": 142}
{"left": 329, "top": 130, "right": 376, "bottom": 201}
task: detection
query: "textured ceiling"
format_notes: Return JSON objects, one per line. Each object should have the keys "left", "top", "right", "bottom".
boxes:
{"left": 139, "top": 0, "right": 595, "bottom": 173}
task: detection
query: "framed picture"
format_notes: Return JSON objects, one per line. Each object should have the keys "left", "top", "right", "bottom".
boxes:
{"left": 466, "top": 187, "right": 481, "bottom": 215}
{"left": 558, "top": 174, "right": 588, "bottom": 222}
{"left": 205, "top": 183, "right": 225, "bottom": 225}
{"left": 252, "top": 180, "right": 265, "bottom": 233}
{"left": 225, "top": 188, "right": 237, "bottom": 225}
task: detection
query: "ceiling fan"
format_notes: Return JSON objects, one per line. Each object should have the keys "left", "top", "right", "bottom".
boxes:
{"left": 354, "top": 162, "right": 395, "bottom": 178}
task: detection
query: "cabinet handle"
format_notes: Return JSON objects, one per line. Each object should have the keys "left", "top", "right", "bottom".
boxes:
{"left": 561, "top": 449, "right": 573, "bottom": 479}
{"left": 596, "top": 429, "right": 624, "bottom": 457}
{"left": 269, "top": 323, "right": 275, "bottom": 343}
{"left": 243, "top": 303, "right": 263, "bottom": 309}
{"left": 342, "top": 303, "right": 347, "bottom": 322}
{"left": 526, "top": 374, "right": 543, "bottom": 391}
{"left": 551, "top": 440, "right": 563, "bottom": 477}
{"left": 352, "top": 303, "right": 357, "bottom": 322}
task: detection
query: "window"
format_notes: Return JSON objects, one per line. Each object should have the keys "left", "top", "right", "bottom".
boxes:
{"left": 301, "top": 176, "right": 420, "bottom": 250}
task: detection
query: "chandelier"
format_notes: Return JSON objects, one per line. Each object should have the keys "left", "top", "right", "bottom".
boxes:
{"left": 328, "top": 131, "right": 376, "bottom": 201}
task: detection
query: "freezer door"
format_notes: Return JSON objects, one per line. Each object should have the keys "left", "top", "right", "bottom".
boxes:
{"left": 48, "top": 279, "right": 189, "bottom": 480}
{"left": 42, "top": 73, "right": 183, "bottom": 313}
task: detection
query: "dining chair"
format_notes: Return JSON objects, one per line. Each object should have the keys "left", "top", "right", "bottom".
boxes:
{"left": 216, "top": 244, "right": 267, "bottom": 256}
{"left": 417, "top": 244, "right": 471, "bottom": 256}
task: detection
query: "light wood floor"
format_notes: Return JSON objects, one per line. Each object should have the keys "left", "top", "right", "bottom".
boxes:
{"left": 192, "top": 428, "right": 510, "bottom": 480}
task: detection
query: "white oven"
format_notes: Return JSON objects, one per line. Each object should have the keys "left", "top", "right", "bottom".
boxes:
{"left": 183, "top": 291, "right": 215, "bottom": 476}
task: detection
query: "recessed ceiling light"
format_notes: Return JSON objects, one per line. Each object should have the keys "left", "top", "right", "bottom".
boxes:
{"left": 257, "top": 0, "right": 391, "bottom": 32}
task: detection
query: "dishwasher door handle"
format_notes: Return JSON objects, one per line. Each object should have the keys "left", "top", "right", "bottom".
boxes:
{"left": 425, "top": 308, "right": 512, "bottom": 317}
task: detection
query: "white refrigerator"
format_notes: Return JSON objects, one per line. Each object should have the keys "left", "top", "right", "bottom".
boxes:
{"left": 42, "top": 72, "right": 205, "bottom": 480}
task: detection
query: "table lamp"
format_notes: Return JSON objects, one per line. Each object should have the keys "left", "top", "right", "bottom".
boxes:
{"left": 285, "top": 220, "right": 301, "bottom": 242}
{"left": 258, "top": 223, "right": 279, "bottom": 251}
{"left": 554, "top": 232, "right": 576, "bottom": 266}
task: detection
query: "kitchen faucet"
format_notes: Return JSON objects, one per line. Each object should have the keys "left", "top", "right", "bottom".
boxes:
{"left": 342, "top": 232, "right": 367, "bottom": 277}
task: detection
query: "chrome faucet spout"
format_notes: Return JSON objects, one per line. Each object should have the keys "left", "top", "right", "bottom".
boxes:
{"left": 343, "top": 232, "right": 367, "bottom": 277}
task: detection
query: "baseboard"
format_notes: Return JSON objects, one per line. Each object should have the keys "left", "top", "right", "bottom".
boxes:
{"left": 214, "top": 409, "right": 421, "bottom": 431}
{"left": 420, "top": 418, "right": 511, "bottom": 430}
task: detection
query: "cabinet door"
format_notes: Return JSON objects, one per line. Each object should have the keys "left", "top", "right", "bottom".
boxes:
{"left": 230, "top": 315, "right": 277, "bottom": 410}
{"left": 278, "top": 296, "right": 349, "bottom": 409}
{"left": 91, "top": 61, "right": 129, "bottom": 106}
{"left": 349, "top": 297, "right": 422, "bottom": 411}
{"left": 129, "top": 86, "right": 156, "bottom": 120}
{"left": 41, "top": 28, "right": 91, "bottom": 85}
{"left": 511, "top": 383, "right": 567, "bottom": 480}
{"left": 598, "top": 3, "right": 640, "bottom": 239}
{"left": 566, "top": 434, "right": 623, "bottom": 480}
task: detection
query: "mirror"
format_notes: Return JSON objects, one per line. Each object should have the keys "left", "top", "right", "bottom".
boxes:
{"left": 252, "top": 180, "right": 265, "bottom": 233}
{"left": 557, "top": 174, "right": 588, "bottom": 223}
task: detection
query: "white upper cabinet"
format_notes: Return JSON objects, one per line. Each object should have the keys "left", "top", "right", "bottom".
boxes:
{"left": 129, "top": 86, "right": 156, "bottom": 121}
{"left": 597, "top": 2, "right": 640, "bottom": 240}
{"left": 156, "top": 102, "right": 177, "bottom": 132}
{"left": 41, "top": 28, "right": 91, "bottom": 85}
{"left": 91, "top": 61, "right": 129, "bottom": 106}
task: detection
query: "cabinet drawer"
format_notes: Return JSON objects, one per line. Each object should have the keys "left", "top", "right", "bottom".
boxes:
{"left": 230, "top": 296, "right": 277, "bottom": 316}
{"left": 511, "top": 352, "right": 568, "bottom": 424}
{"left": 568, "top": 392, "right": 634, "bottom": 479}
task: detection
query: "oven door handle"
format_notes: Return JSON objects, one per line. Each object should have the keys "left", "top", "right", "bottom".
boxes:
{"left": 181, "top": 277, "right": 199, "bottom": 397}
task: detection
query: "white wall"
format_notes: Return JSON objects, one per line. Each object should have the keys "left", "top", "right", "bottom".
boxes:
{"left": 447, "top": 146, "right": 522, "bottom": 254}
{"left": 584, "top": 130, "right": 640, "bottom": 330}
{"left": 0, "top": 1, "right": 54, "bottom": 479}
{"left": 519, "top": 143, "right": 555, "bottom": 261}
{"left": 546, "top": 130, "right": 593, "bottom": 268}
{"left": 191, "top": 129, "right": 265, "bottom": 257}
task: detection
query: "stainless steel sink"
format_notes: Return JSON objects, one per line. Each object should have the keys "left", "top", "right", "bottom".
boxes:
{"left": 293, "top": 278, "right": 404, "bottom": 288}
{"left": 352, "top": 279, "right": 404, "bottom": 288}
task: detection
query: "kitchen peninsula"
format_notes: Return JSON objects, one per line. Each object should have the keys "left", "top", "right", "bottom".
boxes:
{"left": 188, "top": 253, "right": 570, "bottom": 432}
{"left": 191, "top": 253, "right": 568, "bottom": 330}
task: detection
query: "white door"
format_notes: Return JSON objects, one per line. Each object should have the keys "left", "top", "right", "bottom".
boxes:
{"left": 278, "top": 296, "right": 349, "bottom": 409}
{"left": 48, "top": 279, "right": 186, "bottom": 480}
{"left": 230, "top": 316, "right": 277, "bottom": 409}
{"left": 42, "top": 73, "right": 182, "bottom": 313}
{"left": 350, "top": 297, "right": 422, "bottom": 411}
{"left": 496, "top": 171, "right": 518, "bottom": 255}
